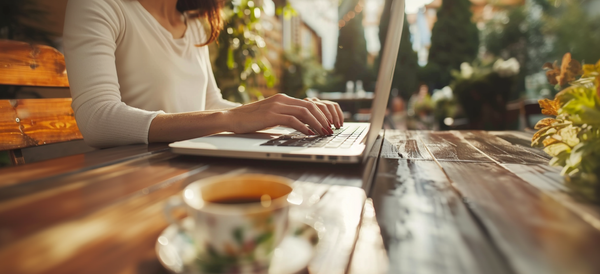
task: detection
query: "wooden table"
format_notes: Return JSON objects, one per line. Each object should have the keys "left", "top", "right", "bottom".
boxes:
{"left": 374, "top": 130, "right": 600, "bottom": 274}
{"left": 0, "top": 130, "right": 599, "bottom": 274}
{"left": 0, "top": 138, "right": 387, "bottom": 274}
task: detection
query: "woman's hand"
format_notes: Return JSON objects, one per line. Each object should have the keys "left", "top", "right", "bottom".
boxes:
{"left": 223, "top": 94, "right": 343, "bottom": 136}
{"left": 304, "top": 97, "right": 344, "bottom": 129}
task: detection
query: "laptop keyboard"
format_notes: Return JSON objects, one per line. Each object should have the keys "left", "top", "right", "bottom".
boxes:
{"left": 260, "top": 125, "right": 366, "bottom": 149}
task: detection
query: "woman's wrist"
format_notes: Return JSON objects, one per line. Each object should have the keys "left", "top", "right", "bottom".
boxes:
{"left": 208, "top": 110, "right": 235, "bottom": 133}
{"left": 149, "top": 110, "right": 234, "bottom": 143}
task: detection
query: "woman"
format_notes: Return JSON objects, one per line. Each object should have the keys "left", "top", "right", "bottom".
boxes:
{"left": 63, "top": 0, "right": 343, "bottom": 148}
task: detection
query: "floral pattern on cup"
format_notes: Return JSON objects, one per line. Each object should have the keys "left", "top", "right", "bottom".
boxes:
{"left": 194, "top": 209, "right": 289, "bottom": 274}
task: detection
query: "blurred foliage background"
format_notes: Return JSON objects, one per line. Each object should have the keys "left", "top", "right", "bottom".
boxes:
{"left": 213, "top": 0, "right": 276, "bottom": 103}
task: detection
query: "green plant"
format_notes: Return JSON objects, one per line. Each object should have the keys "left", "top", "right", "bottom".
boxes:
{"left": 281, "top": 48, "right": 327, "bottom": 98}
{"left": 532, "top": 53, "right": 600, "bottom": 201}
{"left": 451, "top": 58, "right": 520, "bottom": 130}
{"left": 483, "top": 6, "right": 548, "bottom": 99}
{"left": 213, "top": 0, "right": 277, "bottom": 103}
{"left": 427, "top": 0, "right": 479, "bottom": 89}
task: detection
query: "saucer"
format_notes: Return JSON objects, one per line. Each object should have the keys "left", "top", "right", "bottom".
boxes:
{"left": 156, "top": 218, "right": 319, "bottom": 274}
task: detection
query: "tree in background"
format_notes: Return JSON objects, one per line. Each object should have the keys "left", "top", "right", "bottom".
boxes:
{"left": 378, "top": 0, "right": 419, "bottom": 101}
{"left": 334, "top": 0, "right": 369, "bottom": 84}
{"left": 426, "top": 0, "right": 479, "bottom": 89}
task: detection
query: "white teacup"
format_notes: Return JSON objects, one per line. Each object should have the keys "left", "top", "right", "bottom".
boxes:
{"left": 164, "top": 174, "right": 293, "bottom": 273}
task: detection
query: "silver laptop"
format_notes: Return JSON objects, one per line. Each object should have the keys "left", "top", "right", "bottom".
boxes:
{"left": 170, "top": 0, "right": 405, "bottom": 164}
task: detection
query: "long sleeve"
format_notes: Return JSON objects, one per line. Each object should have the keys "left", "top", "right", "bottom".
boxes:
{"left": 63, "top": 0, "right": 163, "bottom": 148}
{"left": 201, "top": 40, "right": 241, "bottom": 110}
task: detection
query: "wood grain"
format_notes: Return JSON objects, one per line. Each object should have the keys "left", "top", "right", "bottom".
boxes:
{"left": 417, "top": 131, "right": 491, "bottom": 162}
{"left": 440, "top": 161, "right": 600, "bottom": 274}
{"left": 0, "top": 151, "right": 207, "bottom": 246}
{"left": 370, "top": 158, "right": 512, "bottom": 274}
{"left": 380, "top": 130, "right": 433, "bottom": 160}
{"left": 0, "top": 139, "right": 383, "bottom": 274}
{"left": 0, "top": 99, "right": 82, "bottom": 150}
{"left": 457, "top": 131, "right": 549, "bottom": 164}
{"left": 504, "top": 163, "right": 600, "bottom": 231}
{"left": 0, "top": 170, "right": 368, "bottom": 274}
{"left": 0, "top": 40, "right": 69, "bottom": 87}
{"left": 348, "top": 198, "right": 389, "bottom": 274}
{"left": 0, "top": 144, "right": 168, "bottom": 190}
{"left": 488, "top": 131, "right": 551, "bottom": 160}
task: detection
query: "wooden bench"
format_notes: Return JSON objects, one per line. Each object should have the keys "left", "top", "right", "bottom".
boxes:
{"left": 0, "top": 40, "right": 89, "bottom": 165}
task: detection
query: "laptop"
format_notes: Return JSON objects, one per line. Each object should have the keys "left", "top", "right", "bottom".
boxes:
{"left": 170, "top": 0, "right": 405, "bottom": 164}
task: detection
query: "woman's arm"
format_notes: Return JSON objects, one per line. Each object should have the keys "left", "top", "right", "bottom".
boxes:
{"left": 64, "top": 0, "right": 164, "bottom": 148}
{"left": 149, "top": 93, "right": 338, "bottom": 142}
{"left": 65, "top": 0, "right": 342, "bottom": 148}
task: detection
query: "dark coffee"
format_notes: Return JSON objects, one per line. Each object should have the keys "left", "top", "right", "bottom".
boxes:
{"left": 210, "top": 196, "right": 263, "bottom": 205}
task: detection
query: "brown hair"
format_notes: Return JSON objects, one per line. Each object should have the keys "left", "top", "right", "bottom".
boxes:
{"left": 177, "top": 0, "right": 225, "bottom": 46}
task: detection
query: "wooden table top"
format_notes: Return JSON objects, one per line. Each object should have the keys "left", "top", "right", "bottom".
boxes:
{"left": 0, "top": 130, "right": 598, "bottom": 274}
{"left": 375, "top": 130, "right": 600, "bottom": 274}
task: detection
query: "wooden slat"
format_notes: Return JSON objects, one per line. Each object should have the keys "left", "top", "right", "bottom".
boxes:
{"left": 348, "top": 198, "right": 389, "bottom": 274}
{"left": 0, "top": 99, "right": 82, "bottom": 150}
{"left": 488, "top": 131, "right": 551, "bottom": 160}
{"left": 0, "top": 40, "right": 69, "bottom": 87}
{"left": 0, "top": 152, "right": 207, "bottom": 245}
{"left": 457, "top": 131, "right": 549, "bottom": 164}
{"left": 380, "top": 130, "right": 433, "bottom": 160}
{"left": 440, "top": 161, "right": 600, "bottom": 274}
{"left": 0, "top": 144, "right": 168, "bottom": 190}
{"left": 371, "top": 157, "right": 512, "bottom": 274}
{"left": 292, "top": 183, "right": 366, "bottom": 274}
{"left": 504, "top": 163, "right": 600, "bottom": 231}
{"left": 417, "top": 131, "right": 492, "bottom": 162}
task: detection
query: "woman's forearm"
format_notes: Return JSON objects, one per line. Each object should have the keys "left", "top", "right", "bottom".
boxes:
{"left": 148, "top": 94, "right": 346, "bottom": 143}
{"left": 148, "top": 110, "right": 230, "bottom": 143}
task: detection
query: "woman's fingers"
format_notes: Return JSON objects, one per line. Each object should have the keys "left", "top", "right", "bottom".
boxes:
{"left": 314, "top": 102, "right": 334, "bottom": 124}
{"left": 323, "top": 102, "right": 342, "bottom": 128}
{"left": 274, "top": 114, "right": 314, "bottom": 135}
{"left": 305, "top": 97, "right": 344, "bottom": 128}
{"left": 227, "top": 94, "right": 342, "bottom": 135}
{"left": 274, "top": 103, "right": 330, "bottom": 135}
{"left": 330, "top": 101, "right": 344, "bottom": 127}
{"left": 272, "top": 95, "right": 332, "bottom": 134}
{"left": 305, "top": 98, "right": 334, "bottom": 125}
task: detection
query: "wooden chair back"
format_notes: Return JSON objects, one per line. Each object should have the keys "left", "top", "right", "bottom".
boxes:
{"left": 0, "top": 40, "right": 69, "bottom": 87}
{"left": 0, "top": 40, "right": 83, "bottom": 164}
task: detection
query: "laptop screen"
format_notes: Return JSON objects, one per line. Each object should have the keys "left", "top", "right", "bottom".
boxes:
{"left": 291, "top": 0, "right": 405, "bottom": 160}
{"left": 362, "top": 0, "right": 405, "bottom": 161}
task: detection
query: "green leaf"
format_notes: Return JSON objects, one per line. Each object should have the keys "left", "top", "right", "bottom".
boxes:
{"left": 549, "top": 151, "right": 570, "bottom": 167}
{"left": 254, "top": 231, "right": 273, "bottom": 245}
{"left": 558, "top": 125, "right": 580, "bottom": 147}
{"left": 227, "top": 48, "right": 235, "bottom": 69}
{"left": 544, "top": 143, "right": 571, "bottom": 157}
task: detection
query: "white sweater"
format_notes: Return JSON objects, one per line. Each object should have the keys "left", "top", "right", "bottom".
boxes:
{"left": 63, "top": 0, "right": 239, "bottom": 148}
